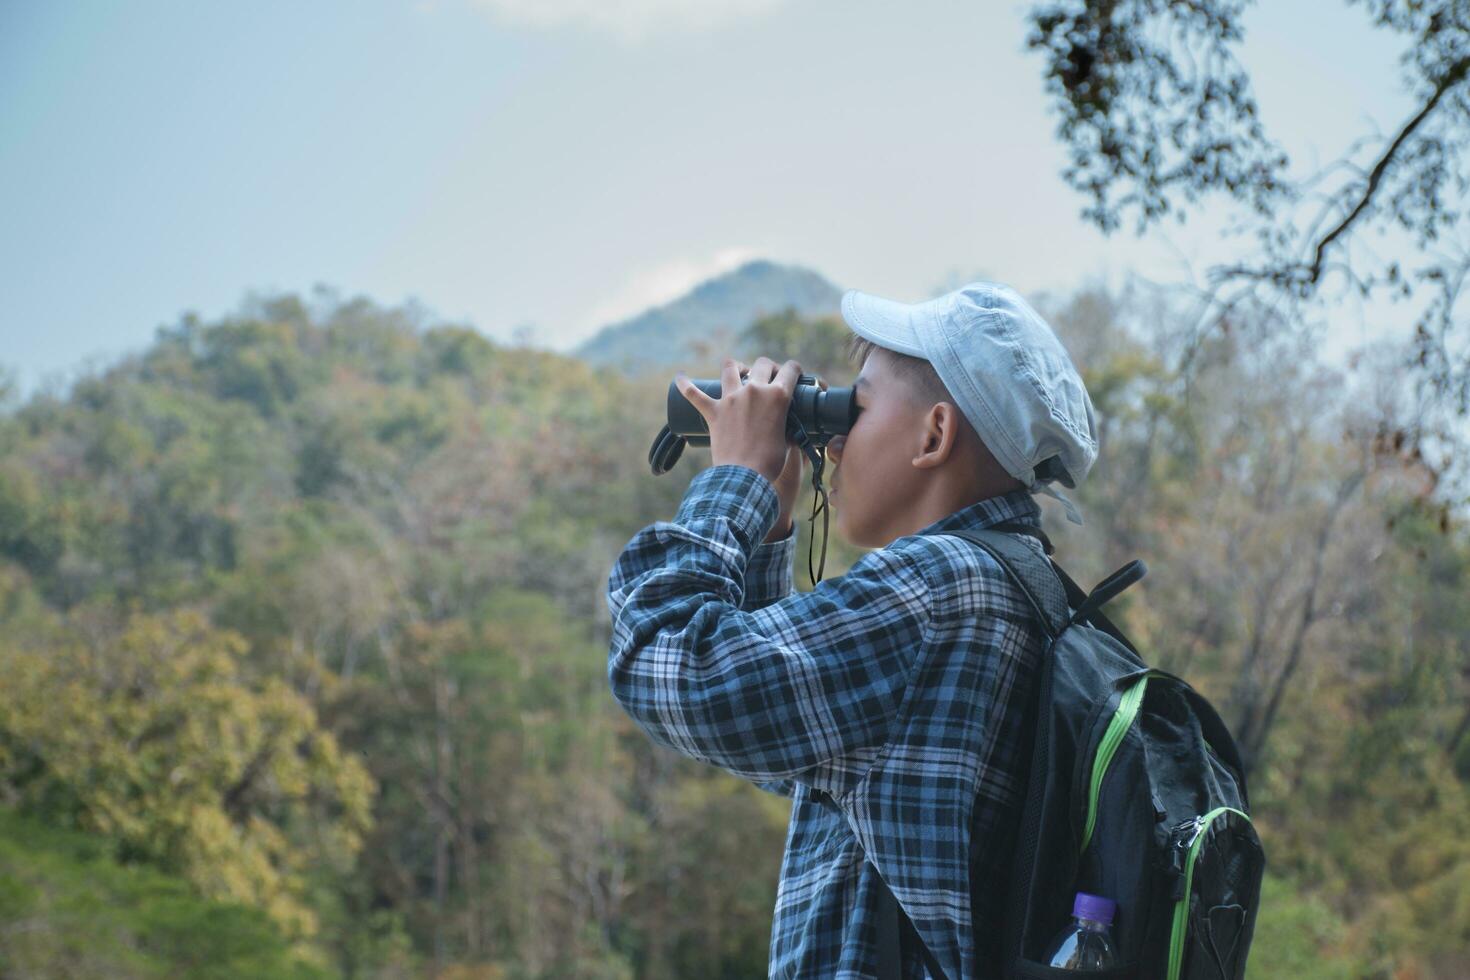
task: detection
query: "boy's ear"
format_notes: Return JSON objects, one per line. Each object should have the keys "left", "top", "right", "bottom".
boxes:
{"left": 913, "top": 402, "right": 961, "bottom": 469}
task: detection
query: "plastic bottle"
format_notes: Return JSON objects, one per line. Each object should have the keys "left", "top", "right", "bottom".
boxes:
{"left": 1041, "top": 891, "right": 1119, "bottom": 970}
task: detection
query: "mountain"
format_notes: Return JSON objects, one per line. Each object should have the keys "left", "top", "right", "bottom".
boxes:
{"left": 572, "top": 259, "right": 843, "bottom": 373}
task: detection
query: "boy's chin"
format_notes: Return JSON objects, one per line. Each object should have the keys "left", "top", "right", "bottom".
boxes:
{"left": 830, "top": 507, "right": 853, "bottom": 544}
{"left": 833, "top": 511, "right": 873, "bottom": 550}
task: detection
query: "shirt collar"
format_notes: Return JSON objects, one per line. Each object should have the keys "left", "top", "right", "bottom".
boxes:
{"left": 913, "top": 488, "right": 1042, "bottom": 537}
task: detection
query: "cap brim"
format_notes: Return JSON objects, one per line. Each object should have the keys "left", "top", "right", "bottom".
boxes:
{"left": 840, "top": 289, "right": 929, "bottom": 358}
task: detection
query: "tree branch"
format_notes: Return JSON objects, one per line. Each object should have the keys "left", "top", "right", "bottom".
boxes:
{"left": 1244, "top": 469, "right": 1367, "bottom": 769}
{"left": 1306, "top": 55, "right": 1470, "bottom": 286}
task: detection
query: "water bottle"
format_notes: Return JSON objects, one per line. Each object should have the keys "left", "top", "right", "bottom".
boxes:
{"left": 1041, "top": 891, "right": 1119, "bottom": 970}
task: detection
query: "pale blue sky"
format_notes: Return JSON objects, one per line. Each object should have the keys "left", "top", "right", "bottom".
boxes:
{"left": 0, "top": 0, "right": 1422, "bottom": 395}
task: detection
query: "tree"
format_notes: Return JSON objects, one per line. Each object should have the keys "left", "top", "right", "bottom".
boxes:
{"left": 737, "top": 307, "right": 856, "bottom": 383}
{"left": 0, "top": 608, "right": 374, "bottom": 947}
{"left": 1026, "top": 0, "right": 1470, "bottom": 487}
{"left": 0, "top": 809, "right": 334, "bottom": 979}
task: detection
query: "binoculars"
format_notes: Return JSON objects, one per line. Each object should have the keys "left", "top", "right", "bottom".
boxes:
{"left": 648, "top": 373, "right": 859, "bottom": 476}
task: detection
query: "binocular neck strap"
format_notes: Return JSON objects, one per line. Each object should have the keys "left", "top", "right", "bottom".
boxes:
{"left": 806, "top": 469, "right": 830, "bottom": 585}
{"left": 786, "top": 415, "right": 831, "bottom": 586}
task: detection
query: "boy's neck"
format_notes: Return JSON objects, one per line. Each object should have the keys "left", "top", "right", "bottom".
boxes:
{"left": 884, "top": 475, "right": 1028, "bottom": 544}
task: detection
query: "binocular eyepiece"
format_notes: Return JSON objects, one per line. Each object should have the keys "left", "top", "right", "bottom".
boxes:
{"left": 648, "top": 373, "right": 858, "bottom": 477}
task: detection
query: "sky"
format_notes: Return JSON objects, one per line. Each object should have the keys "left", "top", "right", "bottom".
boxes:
{"left": 0, "top": 0, "right": 1430, "bottom": 396}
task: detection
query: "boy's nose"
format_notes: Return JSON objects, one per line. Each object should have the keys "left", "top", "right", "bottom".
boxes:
{"left": 826, "top": 435, "right": 846, "bottom": 465}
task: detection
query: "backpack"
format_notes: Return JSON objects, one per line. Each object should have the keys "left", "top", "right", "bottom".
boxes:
{"left": 867, "top": 521, "right": 1266, "bottom": 980}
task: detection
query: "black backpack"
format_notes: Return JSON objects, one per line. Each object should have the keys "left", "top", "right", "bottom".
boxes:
{"left": 868, "top": 522, "right": 1266, "bottom": 980}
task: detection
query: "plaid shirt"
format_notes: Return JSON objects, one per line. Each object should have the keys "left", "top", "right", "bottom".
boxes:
{"left": 606, "top": 465, "right": 1049, "bottom": 979}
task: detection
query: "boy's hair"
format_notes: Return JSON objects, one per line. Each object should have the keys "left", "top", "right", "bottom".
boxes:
{"left": 844, "top": 334, "right": 954, "bottom": 411}
{"left": 845, "top": 333, "right": 1024, "bottom": 493}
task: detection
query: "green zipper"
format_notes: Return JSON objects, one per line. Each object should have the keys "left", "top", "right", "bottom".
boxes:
{"left": 1166, "top": 806, "right": 1253, "bottom": 980}
{"left": 1079, "top": 674, "right": 1150, "bottom": 853}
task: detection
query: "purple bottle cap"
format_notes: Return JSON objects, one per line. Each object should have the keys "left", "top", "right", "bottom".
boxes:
{"left": 1073, "top": 892, "right": 1117, "bottom": 926}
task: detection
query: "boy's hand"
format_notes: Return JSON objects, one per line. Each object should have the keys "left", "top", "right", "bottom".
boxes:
{"left": 675, "top": 356, "right": 804, "bottom": 537}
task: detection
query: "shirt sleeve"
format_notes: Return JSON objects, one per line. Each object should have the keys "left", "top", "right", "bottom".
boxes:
{"left": 605, "top": 464, "right": 932, "bottom": 798}
{"left": 742, "top": 518, "right": 798, "bottom": 798}
{"left": 741, "top": 518, "right": 797, "bottom": 612}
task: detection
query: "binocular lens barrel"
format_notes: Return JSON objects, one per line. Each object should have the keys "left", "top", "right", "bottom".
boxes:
{"left": 667, "top": 374, "right": 858, "bottom": 447}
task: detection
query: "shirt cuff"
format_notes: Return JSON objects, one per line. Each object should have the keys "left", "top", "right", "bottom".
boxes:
{"left": 744, "top": 520, "right": 797, "bottom": 609}
{"left": 674, "top": 464, "right": 781, "bottom": 552}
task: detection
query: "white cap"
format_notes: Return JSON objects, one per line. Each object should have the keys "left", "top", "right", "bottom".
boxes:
{"left": 840, "top": 280, "right": 1098, "bottom": 526}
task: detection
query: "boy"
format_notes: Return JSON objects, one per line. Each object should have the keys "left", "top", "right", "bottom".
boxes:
{"left": 605, "top": 281, "right": 1098, "bottom": 978}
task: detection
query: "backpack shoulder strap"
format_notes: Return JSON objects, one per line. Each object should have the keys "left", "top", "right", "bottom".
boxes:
{"left": 977, "top": 521, "right": 1146, "bottom": 660}
{"left": 941, "top": 526, "right": 1071, "bottom": 639}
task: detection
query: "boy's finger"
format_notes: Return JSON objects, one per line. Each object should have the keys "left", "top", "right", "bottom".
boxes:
{"left": 774, "top": 359, "right": 802, "bottom": 396}
{"left": 674, "top": 373, "right": 717, "bottom": 418}
{"left": 720, "top": 358, "right": 743, "bottom": 396}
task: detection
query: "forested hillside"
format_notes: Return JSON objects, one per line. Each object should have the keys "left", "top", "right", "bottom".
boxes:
{"left": 1, "top": 288, "right": 1466, "bottom": 977}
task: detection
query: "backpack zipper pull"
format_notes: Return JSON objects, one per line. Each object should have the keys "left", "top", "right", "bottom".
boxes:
{"left": 1163, "top": 816, "right": 1203, "bottom": 900}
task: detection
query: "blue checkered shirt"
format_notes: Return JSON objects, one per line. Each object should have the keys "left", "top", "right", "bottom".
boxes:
{"left": 606, "top": 465, "right": 1050, "bottom": 979}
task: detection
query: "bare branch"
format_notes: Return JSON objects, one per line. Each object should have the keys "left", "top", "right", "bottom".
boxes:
{"left": 1306, "top": 56, "right": 1470, "bottom": 286}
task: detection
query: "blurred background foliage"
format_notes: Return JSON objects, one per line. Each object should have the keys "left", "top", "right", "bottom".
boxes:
{"left": 1, "top": 286, "right": 1467, "bottom": 978}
